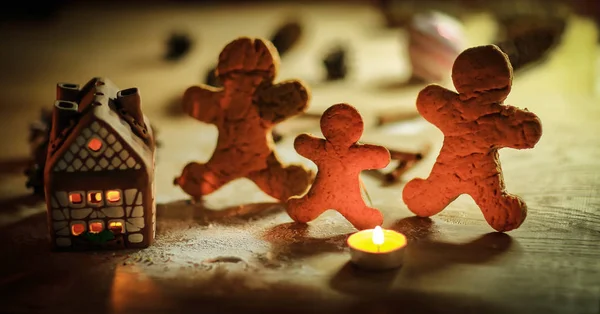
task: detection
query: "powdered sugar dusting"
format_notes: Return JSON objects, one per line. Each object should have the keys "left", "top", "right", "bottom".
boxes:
{"left": 118, "top": 201, "right": 357, "bottom": 278}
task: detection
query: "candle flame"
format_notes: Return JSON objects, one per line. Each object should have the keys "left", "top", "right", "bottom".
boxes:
{"left": 372, "top": 226, "right": 384, "bottom": 246}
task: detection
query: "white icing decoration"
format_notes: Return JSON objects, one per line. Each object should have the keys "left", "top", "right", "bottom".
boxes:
{"left": 55, "top": 192, "right": 68, "bottom": 207}
{"left": 119, "top": 150, "right": 129, "bottom": 160}
{"left": 128, "top": 234, "right": 143, "bottom": 243}
{"left": 135, "top": 192, "right": 143, "bottom": 205}
{"left": 126, "top": 157, "right": 136, "bottom": 168}
{"left": 102, "top": 207, "right": 124, "bottom": 218}
{"left": 52, "top": 210, "right": 64, "bottom": 221}
{"left": 99, "top": 158, "right": 109, "bottom": 168}
{"left": 99, "top": 127, "right": 108, "bottom": 138}
{"left": 132, "top": 206, "right": 144, "bottom": 217}
{"left": 91, "top": 121, "right": 101, "bottom": 132}
{"left": 125, "top": 189, "right": 137, "bottom": 205}
{"left": 71, "top": 208, "right": 92, "bottom": 219}
{"left": 53, "top": 221, "right": 68, "bottom": 230}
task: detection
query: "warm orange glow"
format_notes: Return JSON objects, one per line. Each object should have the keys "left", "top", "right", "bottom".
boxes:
{"left": 88, "top": 138, "right": 103, "bottom": 151}
{"left": 109, "top": 221, "right": 123, "bottom": 233}
{"left": 347, "top": 228, "right": 407, "bottom": 254}
{"left": 106, "top": 190, "right": 121, "bottom": 203}
{"left": 89, "top": 222, "right": 103, "bottom": 233}
{"left": 69, "top": 193, "right": 83, "bottom": 204}
{"left": 111, "top": 265, "right": 160, "bottom": 313}
{"left": 71, "top": 223, "right": 86, "bottom": 236}
{"left": 88, "top": 192, "right": 102, "bottom": 204}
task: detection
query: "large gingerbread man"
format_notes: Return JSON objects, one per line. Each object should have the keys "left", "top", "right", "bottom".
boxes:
{"left": 402, "top": 45, "right": 543, "bottom": 232}
{"left": 174, "top": 37, "right": 313, "bottom": 202}
{"left": 286, "top": 103, "right": 391, "bottom": 230}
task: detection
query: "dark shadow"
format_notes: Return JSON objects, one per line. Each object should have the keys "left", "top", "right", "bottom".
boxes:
{"left": 0, "top": 194, "right": 44, "bottom": 213}
{"left": 103, "top": 271, "right": 507, "bottom": 314}
{"left": 0, "top": 211, "right": 120, "bottom": 314}
{"left": 0, "top": 157, "right": 31, "bottom": 175}
{"left": 390, "top": 216, "right": 438, "bottom": 242}
{"left": 329, "top": 261, "right": 399, "bottom": 297}
{"left": 328, "top": 216, "right": 514, "bottom": 310}
{"left": 389, "top": 216, "right": 514, "bottom": 278}
{"left": 157, "top": 199, "right": 284, "bottom": 226}
{"left": 0, "top": 212, "right": 508, "bottom": 314}
{"left": 262, "top": 222, "right": 350, "bottom": 259}
{"left": 406, "top": 227, "right": 513, "bottom": 257}
{"left": 105, "top": 251, "right": 508, "bottom": 314}
{"left": 338, "top": 288, "right": 508, "bottom": 314}
{"left": 330, "top": 263, "right": 507, "bottom": 313}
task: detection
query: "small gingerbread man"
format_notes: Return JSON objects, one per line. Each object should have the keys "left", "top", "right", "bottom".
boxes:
{"left": 286, "top": 103, "right": 391, "bottom": 230}
{"left": 174, "top": 37, "right": 312, "bottom": 202}
{"left": 402, "top": 45, "right": 543, "bottom": 232}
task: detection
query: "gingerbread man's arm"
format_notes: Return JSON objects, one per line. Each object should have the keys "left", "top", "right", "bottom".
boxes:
{"left": 254, "top": 80, "right": 309, "bottom": 124}
{"left": 416, "top": 84, "right": 460, "bottom": 131}
{"left": 294, "top": 133, "right": 324, "bottom": 161}
{"left": 352, "top": 144, "right": 391, "bottom": 169}
{"left": 182, "top": 85, "right": 223, "bottom": 125}
{"left": 480, "top": 105, "right": 543, "bottom": 149}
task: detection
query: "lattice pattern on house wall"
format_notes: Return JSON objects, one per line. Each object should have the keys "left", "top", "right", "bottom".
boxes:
{"left": 124, "top": 188, "right": 146, "bottom": 243}
{"left": 50, "top": 188, "right": 146, "bottom": 247}
{"left": 151, "top": 181, "right": 156, "bottom": 239}
{"left": 53, "top": 121, "right": 142, "bottom": 172}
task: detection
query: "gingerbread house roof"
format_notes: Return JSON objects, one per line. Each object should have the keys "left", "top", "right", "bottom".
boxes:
{"left": 46, "top": 77, "right": 154, "bottom": 175}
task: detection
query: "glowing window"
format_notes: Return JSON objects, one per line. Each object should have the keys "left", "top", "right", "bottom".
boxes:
{"left": 106, "top": 190, "right": 121, "bottom": 203}
{"left": 71, "top": 223, "right": 86, "bottom": 236}
{"left": 89, "top": 222, "right": 103, "bottom": 233}
{"left": 87, "top": 138, "right": 103, "bottom": 152}
{"left": 109, "top": 221, "right": 123, "bottom": 234}
{"left": 88, "top": 192, "right": 102, "bottom": 204}
{"left": 69, "top": 193, "right": 83, "bottom": 204}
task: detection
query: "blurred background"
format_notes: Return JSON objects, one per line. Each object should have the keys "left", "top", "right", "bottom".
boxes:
{"left": 0, "top": 0, "right": 598, "bottom": 22}
{"left": 0, "top": 0, "right": 598, "bottom": 200}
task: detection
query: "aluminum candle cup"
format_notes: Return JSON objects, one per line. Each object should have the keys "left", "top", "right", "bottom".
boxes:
{"left": 347, "top": 226, "right": 407, "bottom": 271}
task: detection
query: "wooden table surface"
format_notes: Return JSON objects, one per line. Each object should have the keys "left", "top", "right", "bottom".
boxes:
{"left": 0, "top": 2, "right": 599, "bottom": 314}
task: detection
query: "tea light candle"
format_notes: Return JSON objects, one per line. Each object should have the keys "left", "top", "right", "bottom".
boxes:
{"left": 347, "top": 226, "right": 407, "bottom": 270}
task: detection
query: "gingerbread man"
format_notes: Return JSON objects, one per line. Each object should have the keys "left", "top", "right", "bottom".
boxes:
{"left": 174, "top": 37, "right": 313, "bottom": 202}
{"left": 402, "top": 45, "right": 543, "bottom": 232}
{"left": 286, "top": 103, "right": 391, "bottom": 230}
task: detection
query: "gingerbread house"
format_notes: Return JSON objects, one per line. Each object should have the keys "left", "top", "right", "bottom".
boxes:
{"left": 44, "top": 77, "right": 156, "bottom": 250}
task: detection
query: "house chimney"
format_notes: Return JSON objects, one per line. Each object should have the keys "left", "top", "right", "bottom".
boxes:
{"left": 117, "top": 88, "right": 143, "bottom": 124}
{"left": 50, "top": 100, "right": 79, "bottom": 141}
{"left": 56, "top": 83, "right": 80, "bottom": 102}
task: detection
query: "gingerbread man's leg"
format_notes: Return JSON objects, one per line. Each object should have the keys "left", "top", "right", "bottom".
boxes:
{"left": 340, "top": 202, "right": 384, "bottom": 230}
{"left": 247, "top": 153, "right": 312, "bottom": 202}
{"left": 173, "top": 162, "right": 230, "bottom": 202}
{"left": 468, "top": 174, "right": 527, "bottom": 232}
{"left": 402, "top": 162, "right": 463, "bottom": 217}
{"left": 286, "top": 193, "right": 325, "bottom": 224}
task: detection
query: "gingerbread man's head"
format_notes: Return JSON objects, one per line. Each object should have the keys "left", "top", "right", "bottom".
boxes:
{"left": 217, "top": 37, "right": 279, "bottom": 83}
{"left": 320, "top": 103, "right": 364, "bottom": 147}
{"left": 452, "top": 45, "right": 513, "bottom": 103}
